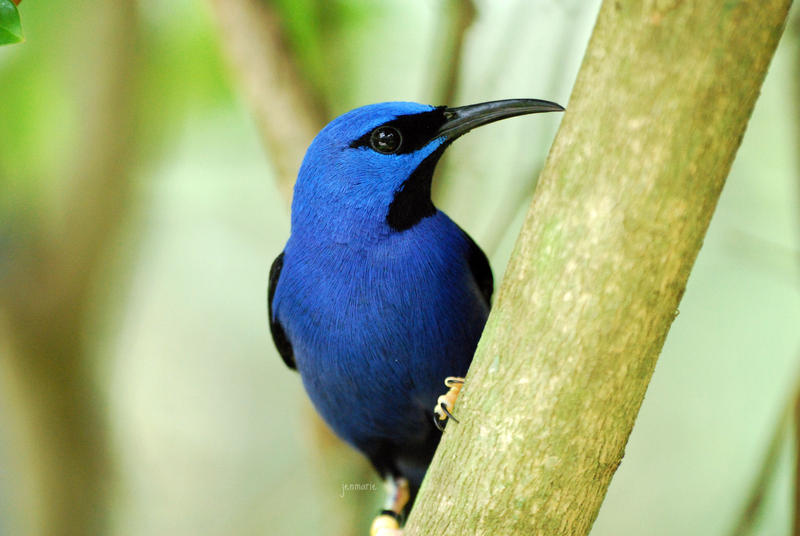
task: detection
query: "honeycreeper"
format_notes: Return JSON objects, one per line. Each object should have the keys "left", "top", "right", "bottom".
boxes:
{"left": 268, "top": 99, "right": 563, "bottom": 533}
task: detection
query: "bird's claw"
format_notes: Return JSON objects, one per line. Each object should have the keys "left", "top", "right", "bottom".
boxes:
{"left": 433, "top": 376, "right": 464, "bottom": 431}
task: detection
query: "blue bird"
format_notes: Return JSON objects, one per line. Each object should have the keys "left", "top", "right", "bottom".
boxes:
{"left": 268, "top": 99, "right": 563, "bottom": 534}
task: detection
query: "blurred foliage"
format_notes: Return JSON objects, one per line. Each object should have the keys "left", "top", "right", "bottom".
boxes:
{"left": 0, "top": 1, "right": 798, "bottom": 535}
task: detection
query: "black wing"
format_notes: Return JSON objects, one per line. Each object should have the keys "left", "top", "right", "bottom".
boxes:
{"left": 268, "top": 251, "right": 296, "bottom": 370}
{"left": 458, "top": 226, "right": 493, "bottom": 308}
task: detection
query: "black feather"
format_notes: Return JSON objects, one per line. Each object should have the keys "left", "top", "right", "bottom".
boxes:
{"left": 268, "top": 252, "right": 296, "bottom": 370}
{"left": 458, "top": 226, "right": 493, "bottom": 307}
{"left": 349, "top": 107, "right": 447, "bottom": 155}
{"left": 385, "top": 145, "right": 445, "bottom": 231}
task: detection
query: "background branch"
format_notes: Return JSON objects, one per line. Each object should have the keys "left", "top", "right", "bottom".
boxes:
{"left": 727, "top": 373, "right": 798, "bottom": 536}
{"left": 208, "top": 0, "right": 327, "bottom": 200}
{"left": 405, "top": 1, "right": 793, "bottom": 534}
{"left": 432, "top": 0, "right": 475, "bottom": 106}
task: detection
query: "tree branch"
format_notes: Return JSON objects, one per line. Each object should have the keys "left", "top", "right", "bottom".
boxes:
{"left": 208, "top": 0, "right": 327, "bottom": 201}
{"left": 405, "top": 1, "right": 793, "bottom": 534}
{"left": 433, "top": 0, "right": 475, "bottom": 106}
{"left": 727, "top": 375, "right": 796, "bottom": 536}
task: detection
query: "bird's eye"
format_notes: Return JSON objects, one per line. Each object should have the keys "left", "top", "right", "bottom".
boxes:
{"left": 369, "top": 126, "right": 402, "bottom": 154}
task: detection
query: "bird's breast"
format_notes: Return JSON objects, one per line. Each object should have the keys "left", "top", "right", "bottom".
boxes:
{"left": 272, "top": 213, "right": 488, "bottom": 439}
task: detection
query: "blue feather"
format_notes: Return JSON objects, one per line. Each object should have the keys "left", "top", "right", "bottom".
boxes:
{"left": 267, "top": 99, "right": 562, "bottom": 507}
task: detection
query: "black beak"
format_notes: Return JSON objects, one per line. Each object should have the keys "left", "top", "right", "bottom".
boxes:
{"left": 434, "top": 98, "right": 564, "bottom": 141}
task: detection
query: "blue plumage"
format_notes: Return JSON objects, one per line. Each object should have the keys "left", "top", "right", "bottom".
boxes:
{"left": 277, "top": 210, "right": 487, "bottom": 474}
{"left": 268, "top": 99, "right": 563, "bottom": 519}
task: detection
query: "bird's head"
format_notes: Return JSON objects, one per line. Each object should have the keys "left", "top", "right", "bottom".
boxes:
{"left": 291, "top": 99, "right": 564, "bottom": 239}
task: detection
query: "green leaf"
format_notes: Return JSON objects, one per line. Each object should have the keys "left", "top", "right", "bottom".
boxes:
{"left": 0, "top": 0, "right": 23, "bottom": 45}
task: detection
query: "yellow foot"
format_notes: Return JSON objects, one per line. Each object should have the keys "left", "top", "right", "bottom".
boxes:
{"left": 433, "top": 376, "right": 464, "bottom": 431}
{"left": 374, "top": 529, "right": 403, "bottom": 536}
{"left": 370, "top": 513, "right": 402, "bottom": 536}
{"left": 370, "top": 477, "right": 409, "bottom": 536}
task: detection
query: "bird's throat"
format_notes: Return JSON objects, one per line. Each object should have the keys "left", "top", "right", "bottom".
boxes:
{"left": 386, "top": 144, "right": 447, "bottom": 232}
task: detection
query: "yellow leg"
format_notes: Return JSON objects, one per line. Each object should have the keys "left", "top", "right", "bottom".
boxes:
{"left": 370, "top": 515, "right": 401, "bottom": 536}
{"left": 370, "top": 477, "right": 409, "bottom": 536}
{"left": 433, "top": 376, "right": 464, "bottom": 430}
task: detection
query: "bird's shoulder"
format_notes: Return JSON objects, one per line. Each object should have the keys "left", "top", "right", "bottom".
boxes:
{"left": 420, "top": 212, "right": 493, "bottom": 307}
{"left": 453, "top": 223, "right": 493, "bottom": 308}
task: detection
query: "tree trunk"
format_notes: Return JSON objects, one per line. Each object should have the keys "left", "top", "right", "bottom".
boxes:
{"left": 405, "top": 1, "right": 793, "bottom": 534}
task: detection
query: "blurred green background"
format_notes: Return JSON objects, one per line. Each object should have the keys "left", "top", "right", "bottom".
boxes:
{"left": 0, "top": 1, "right": 798, "bottom": 535}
